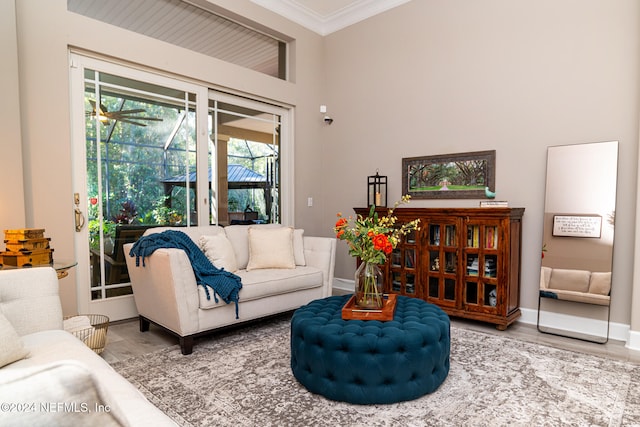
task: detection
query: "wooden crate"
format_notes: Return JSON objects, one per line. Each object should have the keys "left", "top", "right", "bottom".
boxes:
{"left": 0, "top": 248, "right": 53, "bottom": 267}
{"left": 4, "top": 229, "right": 45, "bottom": 240}
{"left": 4, "top": 238, "right": 51, "bottom": 252}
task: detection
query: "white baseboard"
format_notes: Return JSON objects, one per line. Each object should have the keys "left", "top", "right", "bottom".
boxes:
{"left": 626, "top": 329, "right": 640, "bottom": 351}
{"left": 330, "top": 279, "right": 636, "bottom": 348}
{"left": 332, "top": 278, "right": 354, "bottom": 293}
{"left": 519, "top": 307, "right": 630, "bottom": 345}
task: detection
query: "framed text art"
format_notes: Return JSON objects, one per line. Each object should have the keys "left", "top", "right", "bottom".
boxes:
{"left": 552, "top": 215, "right": 602, "bottom": 238}
{"left": 402, "top": 150, "right": 496, "bottom": 199}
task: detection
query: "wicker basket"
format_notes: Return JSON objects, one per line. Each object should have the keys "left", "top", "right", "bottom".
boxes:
{"left": 64, "top": 314, "right": 110, "bottom": 354}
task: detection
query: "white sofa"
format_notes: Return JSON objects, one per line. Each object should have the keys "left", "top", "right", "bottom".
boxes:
{"left": 539, "top": 266, "right": 611, "bottom": 306}
{"left": 124, "top": 224, "right": 336, "bottom": 355}
{"left": 0, "top": 267, "right": 175, "bottom": 426}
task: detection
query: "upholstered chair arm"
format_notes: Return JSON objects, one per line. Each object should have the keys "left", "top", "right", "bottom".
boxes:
{"left": 302, "top": 237, "right": 336, "bottom": 298}
{"left": 124, "top": 244, "right": 200, "bottom": 336}
{"left": 540, "top": 266, "right": 552, "bottom": 290}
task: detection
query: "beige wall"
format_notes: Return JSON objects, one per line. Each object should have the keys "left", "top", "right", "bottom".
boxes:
{"left": 4, "top": 0, "right": 640, "bottom": 331}
{"left": 0, "top": 0, "right": 26, "bottom": 229}
{"left": 323, "top": 0, "right": 639, "bottom": 325}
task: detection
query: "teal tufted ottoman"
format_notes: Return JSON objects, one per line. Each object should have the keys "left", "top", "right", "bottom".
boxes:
{"left": 290, "top": 295, "right": 450, "bottom": 404}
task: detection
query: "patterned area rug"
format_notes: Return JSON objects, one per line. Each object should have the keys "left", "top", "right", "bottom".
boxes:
{"left": 110, "top": 316, "right": 640, "bottom": 426}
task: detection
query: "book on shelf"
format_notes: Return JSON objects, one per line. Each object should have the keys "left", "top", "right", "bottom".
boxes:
{"left": 467, "top": 226, "right": 480, "bottom": 247}
{"left": 392, "top": 251, "right": 401, "bottom": 266}
{"left": 484, "top": 258, "right": 497, "bottom": 277}
{"left": 405, "top": 251, "right": 415, "bottom": 268}
{"left": 480, "top": 200, "right": 509, "bottom": 207}
{"left": 445, "top": 225, "right": 455, "bottom": 246}
{"left": 431, "top": 226, "right": 440, "bottom": 245}
{"left": 467, "top": 257, "right": 479, "bottom": 275}
{"left": 485, "top": 226, "right": 498, "bottom": 248}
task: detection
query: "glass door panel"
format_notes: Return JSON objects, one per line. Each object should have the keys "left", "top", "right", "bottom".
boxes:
{"left": 425, "top": 219, "right": 458, "bottom": 308}
{"left": 428, "top": 277, "right": 439, "bottom": 298}
{"left": 463, "top": 220, "right": 500, "bottom": 312}
{"left": 465, "top": 282, "right": 478, "bottom": 305}
{"left": 444, "top": 278, "right": 456, "bottom": 301}
{"left": 209, "top": 99, "right": 281, "bottom": 225}
{"left": 406, "top": 273, "right": 416, "bottom": 295}
{"left": 77, "top": 60, "right": 199, "bottom": 319}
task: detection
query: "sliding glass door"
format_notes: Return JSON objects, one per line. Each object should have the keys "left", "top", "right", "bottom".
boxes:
{"left": 70, "top": 54, "right": 291, "bottom": 320}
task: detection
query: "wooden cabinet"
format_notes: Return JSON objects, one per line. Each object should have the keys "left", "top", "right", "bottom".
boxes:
{"left": 354, "top": 207, "right": 524, "bottom": 330}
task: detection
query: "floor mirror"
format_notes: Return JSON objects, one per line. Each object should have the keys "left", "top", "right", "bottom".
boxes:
{"left": 537, "top": 141, "right": 618, "bottom": 343}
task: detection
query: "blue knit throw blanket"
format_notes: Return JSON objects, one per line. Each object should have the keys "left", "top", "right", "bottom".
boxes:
{"left": 129, "top": 230, "right": 242, "bottom": 319}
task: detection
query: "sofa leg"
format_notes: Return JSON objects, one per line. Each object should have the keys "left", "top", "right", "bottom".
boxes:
{"left": 180, "top": 336, "right": 194, "bottom": 355}
{"left": 139, "top": 316, "right": 150, "bottom": 332}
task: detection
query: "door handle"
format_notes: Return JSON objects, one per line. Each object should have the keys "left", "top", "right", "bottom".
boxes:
{"left": 74, "top": 193, "right": 85, "bottom": 232}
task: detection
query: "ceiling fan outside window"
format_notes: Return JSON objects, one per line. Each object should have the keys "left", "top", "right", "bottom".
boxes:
{"left": 86, "top": 99, "right": 163, "bottom": 127}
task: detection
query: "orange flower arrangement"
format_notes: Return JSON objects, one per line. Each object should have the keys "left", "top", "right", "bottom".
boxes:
{"left": 333, "top": 195, "right": 420, "bottom": 265}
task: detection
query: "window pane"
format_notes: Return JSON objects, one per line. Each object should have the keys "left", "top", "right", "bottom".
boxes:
{"left": 209, "top": 99, "right": 281, "bottom": 225}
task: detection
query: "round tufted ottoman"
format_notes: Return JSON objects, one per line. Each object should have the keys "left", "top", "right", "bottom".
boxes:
{"left": 290, "top": 295, "right": 450, "bottom": 404}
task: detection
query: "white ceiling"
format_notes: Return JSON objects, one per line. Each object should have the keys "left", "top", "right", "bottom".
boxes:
{"left": 250, "top": 0, "right": 412, "bottom": 36}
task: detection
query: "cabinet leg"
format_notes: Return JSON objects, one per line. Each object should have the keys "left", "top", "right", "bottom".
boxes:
{"left": 496, "top": 324, "right": 507, "bottom": 331}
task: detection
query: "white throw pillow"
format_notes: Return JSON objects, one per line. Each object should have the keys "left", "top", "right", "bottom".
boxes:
{"left": 293, "top": 229, "right": 306, "bottom": 266}
{"left": 199, "top": 234, "right": 239, "bottom": 272}
{"left": 0, "top": 311, "right": 29, "bottom": 368}
{"left": 246, "top": 226, "right": 296, "bottom": 271}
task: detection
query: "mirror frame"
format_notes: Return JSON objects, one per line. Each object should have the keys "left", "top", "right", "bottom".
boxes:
{"left": 537, "top": 140, "right": 618, "bottom": 343}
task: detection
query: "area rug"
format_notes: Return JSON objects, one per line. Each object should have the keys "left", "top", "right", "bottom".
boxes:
{"left": 110, "top": 316, "right": 640, "bottom": 426}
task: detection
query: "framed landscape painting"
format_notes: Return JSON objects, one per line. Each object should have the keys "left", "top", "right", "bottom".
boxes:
{"left": 402, "top": 150, "right": 496, "bottom": 199}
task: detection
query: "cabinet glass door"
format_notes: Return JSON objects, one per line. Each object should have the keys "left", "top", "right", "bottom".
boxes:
{"left": 463, "top": 221, "right": 500, "bottom": 312}
{"left": 425, "top": 220, "right": 459, "bottom": 308}
{"left": 388, "top": 228, "right": 419, "bottom": 296}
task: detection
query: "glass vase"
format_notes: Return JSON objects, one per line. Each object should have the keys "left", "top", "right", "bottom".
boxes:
{"left": 354, "top": 261, "right": 384, "bottom": 310}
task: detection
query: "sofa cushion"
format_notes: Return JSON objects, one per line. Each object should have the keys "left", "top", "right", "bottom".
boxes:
{"left": 247, "top": 227, "right": 296, "bottom": 271}
{"left": 0, "top": 312, "right": 28, "bottom": 368}
{"left": 548, "top": 268, "right": 590, "bottom": 292}
{"left": 199, "top": 234, "right": 238, "bottom": 272}
{"left": 247, "top": 226, "right": 295, "bottom": 271}
{"left": 0, "top": 267, "right": 63, "bottom": 335}
{"left": 198, "top": 266, "right": 323, "bottom": 308}
{"left": 224, "top": 224, "right": 276, "bottom": 269}
{"left": 588, "top": 272, "right": 612, "bottom": 295}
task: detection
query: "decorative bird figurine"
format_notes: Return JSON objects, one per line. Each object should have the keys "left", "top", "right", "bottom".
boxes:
{"left": 485, "top": 187, "right": 496, "bottom": 199}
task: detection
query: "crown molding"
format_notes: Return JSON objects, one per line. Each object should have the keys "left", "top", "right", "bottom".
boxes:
{"left": 251, "top": 0, "right": 411, "bottom": 36}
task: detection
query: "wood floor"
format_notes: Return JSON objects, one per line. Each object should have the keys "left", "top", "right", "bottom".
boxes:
{"left": 101, "top": 290, "right": 640, "bottom": 365}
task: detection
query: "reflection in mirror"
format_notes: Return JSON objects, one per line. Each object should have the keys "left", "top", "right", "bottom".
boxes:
{"left": 537, "top": 141, "right": 618, "bottom": 343}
